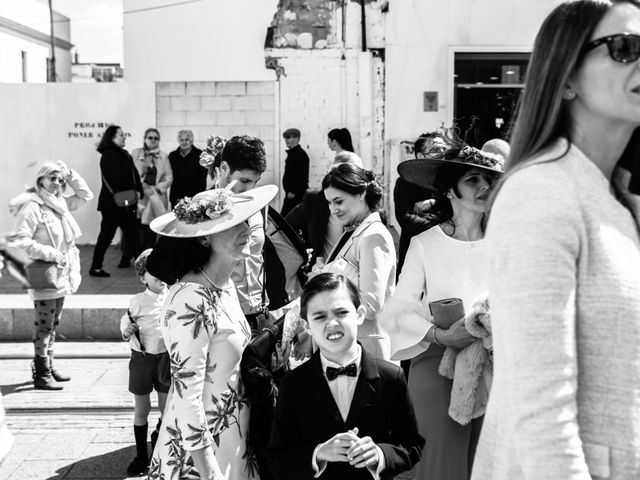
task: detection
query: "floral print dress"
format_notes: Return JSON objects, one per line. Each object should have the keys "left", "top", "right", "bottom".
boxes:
{"left": 148, "top": 282, "right": 258, "bottom": 480}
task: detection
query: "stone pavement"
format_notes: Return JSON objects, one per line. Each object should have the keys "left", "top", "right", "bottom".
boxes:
{"left": 0, "top": 342, "right": 160, "bottom": 480}
{"left": 0, "top": 341, "right": 416, "bottom": 480}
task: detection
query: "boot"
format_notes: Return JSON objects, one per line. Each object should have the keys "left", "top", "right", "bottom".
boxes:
{"left": 150, "top": 418, "right": 161, "bottom": 453}
{"left": 127, "top": 423, "right": 149, "bottom": 475}
{"left": 32, "top": 355, "right": 63, "bottom": 391}
{"left": 48, "top": 350, "right": 70, "bottom": 382}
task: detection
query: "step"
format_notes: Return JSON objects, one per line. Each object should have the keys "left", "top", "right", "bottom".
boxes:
{"left": 0, "top": 295, "right": 130, "bottom": 341}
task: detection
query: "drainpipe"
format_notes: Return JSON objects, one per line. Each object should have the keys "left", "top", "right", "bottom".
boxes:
{"left": 340, "top": 0, "right": 347, "bottom": 126}
{"left": 360, "top": 0, "right": 367, "bottom": 52}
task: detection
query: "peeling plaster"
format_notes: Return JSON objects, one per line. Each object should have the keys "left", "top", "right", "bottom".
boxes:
{"left": 267, "top": 0, "right": 336, "bottom": 49}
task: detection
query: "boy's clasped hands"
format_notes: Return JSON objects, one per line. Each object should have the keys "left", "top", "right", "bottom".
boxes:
{"left": 316, "top": 427, "right": 381, "bottom": 470}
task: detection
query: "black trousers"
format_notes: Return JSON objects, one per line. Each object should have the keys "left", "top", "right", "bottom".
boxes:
{"left": 91, "top": 208, "right": 141, "bottom": 270}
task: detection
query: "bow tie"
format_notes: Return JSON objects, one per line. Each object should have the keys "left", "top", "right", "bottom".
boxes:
{"left": 325, "top": 363, "right": 357, "bottom": 381}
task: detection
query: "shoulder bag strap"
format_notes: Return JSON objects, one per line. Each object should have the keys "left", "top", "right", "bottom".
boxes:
{"left": 38, "top": 206, "right": 57, "bottom": 248}
{"left": 101, "top": 153, "right": 138, "bottom": 194}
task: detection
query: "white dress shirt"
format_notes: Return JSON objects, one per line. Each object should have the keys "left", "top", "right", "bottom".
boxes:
{"left": 311, "top": 345, "right": 385, "bottom": 479}
{"left": 119, "top": 288, "right": 168, "bottom": 354}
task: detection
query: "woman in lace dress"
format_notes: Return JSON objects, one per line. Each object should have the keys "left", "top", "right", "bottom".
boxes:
{"left": 146, "top": 185, "right": 278, "bottom": 480}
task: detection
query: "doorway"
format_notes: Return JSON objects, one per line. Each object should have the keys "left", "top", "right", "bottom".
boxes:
{"left": 454, "top": 52, "right": 530, "bottom": 148}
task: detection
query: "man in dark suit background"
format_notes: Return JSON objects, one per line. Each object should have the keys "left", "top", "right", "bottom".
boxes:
{"left": 280, "top": 128, "right": 310, "bottom": 216}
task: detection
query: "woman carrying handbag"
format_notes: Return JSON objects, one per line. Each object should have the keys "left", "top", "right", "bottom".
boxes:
{"left": 9, "top": 161, "right": 93, "bottom": 390}
{"left": 89, "top": 125, "right": 143, "bottom": 277}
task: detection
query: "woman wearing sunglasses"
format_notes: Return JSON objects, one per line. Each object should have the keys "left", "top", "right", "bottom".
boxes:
{"left": 472, "top": 1, "right": 640, "bottom": 479}
{"left": 8, "top": 161, "right": 92, "bottom": 390}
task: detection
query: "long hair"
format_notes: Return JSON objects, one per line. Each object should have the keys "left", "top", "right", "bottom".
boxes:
{"left": 328, "top": 128, "right": 355, "bottom": 152}
{"left": 97, "top": 125, "right": 122, "bottom": 153}
{"left": 507, "top": 1, "right": 610, "bottom": 171}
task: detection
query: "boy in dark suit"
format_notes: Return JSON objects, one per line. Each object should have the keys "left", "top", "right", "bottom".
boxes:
{"left": 268, "top": 273, "right": 424, "bottom": 479}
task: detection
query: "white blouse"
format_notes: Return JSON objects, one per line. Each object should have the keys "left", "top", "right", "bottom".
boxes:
{"left": 381, "top": 225, "right": 490, "bottom": 360}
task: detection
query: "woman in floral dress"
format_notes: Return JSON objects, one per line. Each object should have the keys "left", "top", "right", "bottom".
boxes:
{"left": 146, "top": 185, "right": 278, "bottom": 480}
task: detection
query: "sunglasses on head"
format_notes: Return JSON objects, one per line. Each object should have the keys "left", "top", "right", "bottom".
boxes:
{"left": 582, "top": 32, "right": 640, "bottom": 63}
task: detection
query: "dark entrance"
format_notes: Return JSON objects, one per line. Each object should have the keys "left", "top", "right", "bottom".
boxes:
{"left": 454, "top": 53, "right": 530, "bottom": 148}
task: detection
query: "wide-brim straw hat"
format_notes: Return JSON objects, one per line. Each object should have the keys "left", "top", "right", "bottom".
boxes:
{"left": 150, "top": 184, "right": 278, "bottom": 238}
{"left": 398, "top": 145, "right": 505, "bottom": 191}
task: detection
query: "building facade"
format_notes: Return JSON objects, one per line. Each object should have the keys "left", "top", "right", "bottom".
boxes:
{"left": 0, "top": 0, "right": 72, "bottom": 82}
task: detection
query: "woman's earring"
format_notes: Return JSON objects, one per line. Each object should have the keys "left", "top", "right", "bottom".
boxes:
{"left": 563, "top": 89, "right": 576, "bottom": 100}
{"left": 198, "top": 237, "right": 210, "bottom": 249}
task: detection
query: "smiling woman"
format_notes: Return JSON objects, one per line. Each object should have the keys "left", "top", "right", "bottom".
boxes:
{"left": 318, "top": 163, "right": 396, "bottom": 361}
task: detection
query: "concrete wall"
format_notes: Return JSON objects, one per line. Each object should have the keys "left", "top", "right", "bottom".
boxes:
{"left": 0, "top": 83, "right": 156, "bottom": 243}
{"left": 385, "top": 0, "right": 562, "bottom": 147}
{"left": 155, "top": 81, "right": 279, "bottom": 193}
{"left": 123, "top": 0, "right": 277, "bottom": 82}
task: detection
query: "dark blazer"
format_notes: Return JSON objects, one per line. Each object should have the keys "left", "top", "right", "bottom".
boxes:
{"left": 168, "top": 146, "right": 206, "bottom": 206}
{"left": 267, "top": 348, "right": 424, "bottom": 480}
{"left": 393, "top": 176, "right": 433, "bottom": 275}
{"left": 285, "top": 189, "right": 329, "bottom": 267}
{"left": 282, "top": 144, "right": 310, "bottom": 198}
{"left": 97, "top": 144, "right": 143, "bottom": 212}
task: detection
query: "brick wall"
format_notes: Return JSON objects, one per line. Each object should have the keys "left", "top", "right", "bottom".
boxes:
{"left": 268, "top": 49, "right": 362, "bottom": 189}
{"left": 155, "top": 81, "right": 278, "bottom": 186}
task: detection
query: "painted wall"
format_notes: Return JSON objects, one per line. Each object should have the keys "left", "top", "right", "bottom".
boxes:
{"left": 0, "top": 83, "right": 156, "bottom": 243}
{"left": 385, "top": 0, "right": 562, "bottom": 146}
{"left": 123, "top": 0, "right": 278, "bottom": 82}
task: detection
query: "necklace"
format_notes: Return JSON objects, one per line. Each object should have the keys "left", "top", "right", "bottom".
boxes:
{"left": 199, "top": 269, "right": 225, "bottom": 291}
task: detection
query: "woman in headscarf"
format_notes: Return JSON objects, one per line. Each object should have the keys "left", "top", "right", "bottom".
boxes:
{"left": 9, "top": 161, "right": 93, "bottom": 390}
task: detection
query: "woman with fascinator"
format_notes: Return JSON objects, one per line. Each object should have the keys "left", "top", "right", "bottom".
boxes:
{"left": 145, "top": 184, "right": 278, "bottom": 480}
{"left": 380, "top": 131, "right": 503, "bottom": 480}
{"left": 9, "top": 161, "right": 93, "bottom": 390}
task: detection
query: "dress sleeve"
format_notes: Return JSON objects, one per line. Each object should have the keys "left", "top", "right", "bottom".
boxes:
{"left": 487, "top": 166, "right": 589, "bottom": 478}
{"left": 358, "top": 230, "right": 395, "bottom": 320}
{"left": 380, "top": 236, "right": 433, "bottom": 360}
{"left": 165, "top": 286, "right": 217, "bottom": 451}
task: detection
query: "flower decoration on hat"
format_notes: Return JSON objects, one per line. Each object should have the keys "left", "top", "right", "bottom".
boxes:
{"left": 457, "top": 146, "right": 505, "bottom": 171}
{"left": 173, "top": 189, "right": 234, "bottom": 224}
{"left": 199, "top": 135, "right": 227, "bottom": 168}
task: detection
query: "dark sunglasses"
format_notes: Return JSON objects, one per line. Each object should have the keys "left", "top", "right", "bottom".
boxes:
{"left": 146, "top": 136, "right": 159, "bottom": 140}
{"left": 582, "top": 32, "right": 640, "bottom": 63}
{"left": 47, "top": 175, "right": 64, "bottom": 183}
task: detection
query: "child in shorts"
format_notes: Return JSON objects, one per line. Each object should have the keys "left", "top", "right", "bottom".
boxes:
{"left": 120, "top": 248, "right": 169, "bottom": 475}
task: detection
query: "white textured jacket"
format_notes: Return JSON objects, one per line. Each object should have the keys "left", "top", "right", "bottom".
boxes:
{"left": 472, "top": 139, "right": 640, "bottom": 480}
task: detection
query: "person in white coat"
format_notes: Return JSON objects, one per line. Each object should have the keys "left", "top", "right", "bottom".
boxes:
{"left": 9, "top": 161, "right": 93, "bottom": 390}
{"left": 472, "top": 1, "right": 640, "bottom": 479}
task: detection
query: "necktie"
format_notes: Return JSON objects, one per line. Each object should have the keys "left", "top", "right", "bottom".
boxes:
{"left": 325, "top": 363, "right": 357, "bottom": 381}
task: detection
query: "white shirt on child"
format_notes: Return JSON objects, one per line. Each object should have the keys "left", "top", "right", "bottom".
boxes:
{"left": 119, "top": 288, "right": 168, "bottom": 354}
{"left": 311, "top": 345, "right": 386, "bottom": 479}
